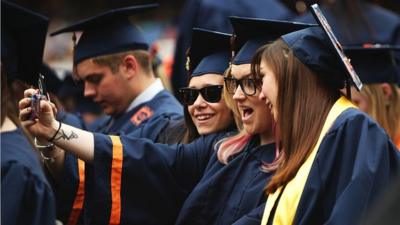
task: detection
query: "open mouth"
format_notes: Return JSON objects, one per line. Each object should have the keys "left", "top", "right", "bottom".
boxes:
{"left": 241, "top": 107, "right": 254, "bottom": 121}
{"left": 195, "top": 113, "right": 214, "bottom": 122}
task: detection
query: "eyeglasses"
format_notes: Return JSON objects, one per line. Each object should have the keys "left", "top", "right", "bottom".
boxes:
{"left": 224, "top": 77, "right": 259, "bottom": 96}
{"left": 179, "top": 85, "right": 223, "bottom": 105}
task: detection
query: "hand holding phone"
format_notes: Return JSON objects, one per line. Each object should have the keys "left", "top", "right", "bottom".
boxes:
{"left": 30, "top": 74, "right": 49, "bottom": 120}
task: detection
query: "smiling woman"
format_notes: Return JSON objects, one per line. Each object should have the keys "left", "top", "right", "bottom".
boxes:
{"left": 163, "top": 28, "right": 237, "bottom": 144}
{"left": 251, "top": 21, "right": 400, "bottom": 225}
{"left": 186, "top": 74, "right": 232, "bottom": 135}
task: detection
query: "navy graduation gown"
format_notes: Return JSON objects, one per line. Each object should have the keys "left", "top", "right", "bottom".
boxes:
{"left": 292, "top": 108, "right": 400, "bottom": 225}
{"left": 262, "top": 108, "right": 400, "bottom": 225}
{"left": 87, "top": 133, "right": 275, "bottom": 225}
{"left": 232, "top": 203, "right": 266, "bottom": 225}
{"left": 175, "top": 138, "right": 275, "bottom": 225}
{"left": 89, "top": 90, "right": 183, "bottom": 135}
{"left": 58, "top": 90, "right": 183, "bottom": 224}
{"left": 57, "top": 110, "right": 86, "bottom": 130}
{"left": 1, "top": 128, "right": 56, "bottom": 225}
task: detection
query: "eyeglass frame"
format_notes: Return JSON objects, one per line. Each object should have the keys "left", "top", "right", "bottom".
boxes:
{"left": 224, "top": 75, "right": 261, "bottom": 96}
{"left": 178, "top": 85, "right": 224, "bottom": 105}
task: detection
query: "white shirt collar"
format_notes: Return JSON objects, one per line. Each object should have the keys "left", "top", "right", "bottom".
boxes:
{"left": 125, "top": 78, "right": 164, "bottom": 113}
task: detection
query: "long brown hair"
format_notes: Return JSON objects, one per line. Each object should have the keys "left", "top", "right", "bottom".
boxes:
{"left": 1, "top": 66, "right": 20, "bottom": 127}
{"left": 1, "top": 65, "right": 35, "bottom": 147}
{"left": 252, "top": 39, "right": 341, "bottom": 194}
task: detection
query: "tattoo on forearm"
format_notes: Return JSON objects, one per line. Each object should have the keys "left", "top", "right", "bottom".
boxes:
{"left": 54, "top": 129, "right": 78, "bottom": 141}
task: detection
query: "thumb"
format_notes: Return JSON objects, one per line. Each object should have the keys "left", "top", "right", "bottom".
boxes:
{"left": 39, "top": 99, "right": 54, "bottom": 114}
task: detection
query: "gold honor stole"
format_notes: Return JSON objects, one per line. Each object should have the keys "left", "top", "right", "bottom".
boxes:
{"left": 261, "top": 96, "right": 356, "bottom": 225}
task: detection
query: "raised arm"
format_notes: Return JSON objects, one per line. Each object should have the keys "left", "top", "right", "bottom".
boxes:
{"left": 19, "top": 88, "right": 94, "bottom": 162}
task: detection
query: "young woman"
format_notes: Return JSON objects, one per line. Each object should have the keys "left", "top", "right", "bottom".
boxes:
{"left": 345, "top": 46, "right": 400, "bottom": 149}
{"left": 18, "top": 18, "right": 311, "bottom": 225}
{"left": 155, "top": 28, "right": 236, "bottom": 144}
{"left": 251, "top": 25, "right": 400, "bottom": 225}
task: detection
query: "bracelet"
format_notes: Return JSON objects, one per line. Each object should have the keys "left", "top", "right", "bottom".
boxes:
{"left": 34, "top": 137, "right": 55, "bottom": 151}
{"left": 40, "top": 151, "right": 62, "bottom": 164}
{"left": 48, "top": 121, "right": 62, "bottom": 142}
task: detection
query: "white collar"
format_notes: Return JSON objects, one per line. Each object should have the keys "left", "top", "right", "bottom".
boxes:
{"left": 125, "top": 78, "right": 164, "bottom": 113}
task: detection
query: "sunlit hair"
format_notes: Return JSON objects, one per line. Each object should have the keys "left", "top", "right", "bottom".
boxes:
{"left": 360, "top": 84, "right": 400, "bottom": 141}
{"left": 73, "top": 50, "right": 152, "bottom": 78}
{"left": 93, "top": 50, "right": 152, "bottom": 74}
{"left": 251, "top": 39, "right": 341, "bottom": 194}
{"left": 223, "top": 66, "right": 243, "bottom": 131}
{"left": 216, "top": 65, "right": 251, "bottom": 164}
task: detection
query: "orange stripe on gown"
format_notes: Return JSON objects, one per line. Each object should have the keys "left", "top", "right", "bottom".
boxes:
{"left": 109, "top": 136, "right": 123, "bottom": 225}
{"left": 67, "top": 159, "right": 85, "bottom": 225}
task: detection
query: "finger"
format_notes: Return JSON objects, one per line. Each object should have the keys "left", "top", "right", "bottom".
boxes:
{"left": 19, "top": 107, "right": 32, "bottom": 121}
{"left": 23, "top": 88, "right": 37, "bottom": 98}
{"left": 49, "top": 102, "right": 58, "bottom": 115}
{"left": 18, "top": 97, "right": 32, "bottom": 110}
{"left": 39, "top": 99, "right": 53, "bottom": 113}
{"left": 21, "top": 119, "right": 35, "bottom": 127}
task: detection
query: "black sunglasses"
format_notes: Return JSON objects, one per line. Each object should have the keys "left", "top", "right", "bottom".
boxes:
{"left": 224, "top": 77, "right": 259, "bottom": 96}
{"left": 179, "top": 85, "right": 223, "bottom": 105}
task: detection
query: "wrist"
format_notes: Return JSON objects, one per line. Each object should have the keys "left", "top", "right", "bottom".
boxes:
{"left": 48, "top": 121, "right": 62, "bottom": 142}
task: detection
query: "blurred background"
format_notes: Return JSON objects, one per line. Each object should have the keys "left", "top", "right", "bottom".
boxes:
{"left": 5, "top": 0, "right": 399, "bottom": 81}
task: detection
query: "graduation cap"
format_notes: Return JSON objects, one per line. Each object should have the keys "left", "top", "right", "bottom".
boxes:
{"left": 296, "top": 3, "right": 400, "bottom": 45}
{"left": 187, "top": 28, "right": 231, "bottom": 77}
{"left": 40, "top": 64, "right": 62, "bottom": 94}
{"left": 281, "top": 4, "right": 363, "bottom": 91}
{"left": 344, "top": 45, "right": 400, "bottom": 84}
{"left": 1, "top": 0, "right": 49, "bottom": 85}
{"left": 50, "top": 4, "right": 158, "bottom": 64}
{"left": 230, "top": 16, "right": 317, "bottom": 65}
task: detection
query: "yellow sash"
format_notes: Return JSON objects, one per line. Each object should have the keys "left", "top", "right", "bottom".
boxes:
{"left": 261, "top": 97, "right": 356, "bottom": 225}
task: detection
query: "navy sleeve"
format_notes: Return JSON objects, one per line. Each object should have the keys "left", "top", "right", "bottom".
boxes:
{"left": 86, "top": 132, "right": 225, "bottom": 224}
{"left": 1, "top": 162, "right": 56, "bottom": 225}
{"left": 322, "top": 113, "right": 400, "bottom": 225}
{"left": 294, "top": 109, "right": 400, "bottom": 225}
{"left": 232, "top": 203, "right": 266, "bottom": 225}
{"left": 93, "top": 132, "right": 224, "bottom": 191}
{"left": 54, "top": 153, "right": 81, "bottom": 224}
{"left": 123, "top": 114, "right": 177, "bottom": 141}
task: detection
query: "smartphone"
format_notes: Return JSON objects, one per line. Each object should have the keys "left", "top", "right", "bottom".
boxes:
{"left": 30, "top": 74, "right": 49, "bottom": 120}
{"left": 310, "top": 4, "right": 363, "bottom": 91}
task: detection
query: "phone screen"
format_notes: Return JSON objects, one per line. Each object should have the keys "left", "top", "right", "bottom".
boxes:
{"left": 310, "top": 4, "right": 363, "bottom": 91}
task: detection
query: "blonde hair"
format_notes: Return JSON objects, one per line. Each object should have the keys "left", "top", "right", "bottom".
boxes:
{"left": 360, "top": 84, "right": 400, "bottom": 140}
{"left": 216, "top": 65, "right": 249, "bottom": 164}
